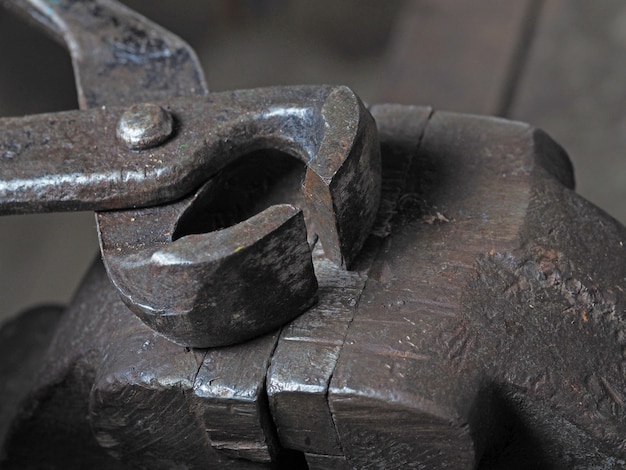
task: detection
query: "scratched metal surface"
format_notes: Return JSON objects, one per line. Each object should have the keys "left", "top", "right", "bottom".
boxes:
{"left": 2, "top": 0, "right": 626, "bottom": 325}
{"left": 3, "top": 100, "right": 626, "bottom": 468}
{"left": 0, "top": 5, "right": 625, "bottom": 468}
{"left": 0, "top": 0, "right": 398, "bottom": 324}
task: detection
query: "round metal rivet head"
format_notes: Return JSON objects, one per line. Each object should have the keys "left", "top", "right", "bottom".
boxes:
{"left": 116, "top": 103, "right": 173, "bottom": 150}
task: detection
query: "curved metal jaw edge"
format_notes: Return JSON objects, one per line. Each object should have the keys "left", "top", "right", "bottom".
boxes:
{"left": 99, "top": 198, "right": 318, "bottom": 348}
{"left": 94, "top": 85, "right": 381, "bottom": 347}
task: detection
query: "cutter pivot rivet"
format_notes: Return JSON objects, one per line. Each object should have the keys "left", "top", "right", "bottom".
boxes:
{"left": 116, "top": 103, "right": 173, "bottom": 150}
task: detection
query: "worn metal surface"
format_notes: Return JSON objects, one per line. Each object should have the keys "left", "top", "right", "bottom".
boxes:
{"left": 0, "top": 86, "right": 379, "bottom": 226}
{"left": 116, "top": 102, "right": 173, "bottom": 150}
{"left": 0, "top": 0, "right": 381, "bottom": 347}
{"left": 93, "top": 85, "right": 380, "bottom": 346}
{"left": 3, "top": 103, "right": 626, "bottom": 469}
{"left": 266, "top": 104, "right": 433, "bottom": 464}
{"left": 100, "top": 199, "right": 318, "bottom": 347}
{"left": 0, "top": 84, "right": 381, "bottom": 347}
{"left": 2, "top": 0, "right": 626, "bottom": 469}
{"left": 0, "top": 0, "right": 207, "bottom": 107}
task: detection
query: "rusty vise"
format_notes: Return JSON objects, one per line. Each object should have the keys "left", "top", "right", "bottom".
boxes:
{"left": 0, "top": 1, "right": 625, "bottom": 469}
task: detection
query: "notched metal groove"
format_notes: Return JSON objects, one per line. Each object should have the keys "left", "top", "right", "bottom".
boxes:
{"left": 324, "top": 105, "right": 436, "bottom": 462}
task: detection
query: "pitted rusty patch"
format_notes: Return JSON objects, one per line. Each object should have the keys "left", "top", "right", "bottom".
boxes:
{"left": 465, "top": 246, "right": 626, "bottom": 450}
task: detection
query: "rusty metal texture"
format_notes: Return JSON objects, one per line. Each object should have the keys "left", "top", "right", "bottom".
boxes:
{"left": 0, "top": 0, "right": 208, "bottom": 107}
{"left": 116, "top": 102, "right": 174, "bottom": 150}
{"left": 2, "top": 0, "right": 626, "bottom": 469}
{"left": 0, "top": 85, "right": 381, "bottom": 346}
{"left": 3, "top": 104, "right": 626, "bottom": 469}
{"left": 0, "top": 86, "right": 379, "bottom": 232}
{"left": 99, "top": 199, "right": 319, "bottom": 348}
{"left": 0, "top": 0, "right": 381, "bottom": 346}
{"left": 0, "top": 85, "right": 382, "bottom": 345}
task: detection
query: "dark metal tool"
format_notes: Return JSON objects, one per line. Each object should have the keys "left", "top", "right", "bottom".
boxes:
{"left": 0, "top": 86, "right": 381, "bottom": 346}
{"left": 0, "top": 3, "right": 380, "bottom": 347}
{"left": 0, "top": 87, "right": 379, "bottom": 223}
{"left": 2, "top": 1, "right": 626, "bottom": 469}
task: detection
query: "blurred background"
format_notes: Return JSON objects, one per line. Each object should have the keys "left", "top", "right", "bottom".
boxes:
{"left": 1, "top": 0, "right": 625, "bottom": 324}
